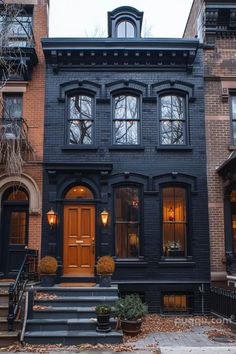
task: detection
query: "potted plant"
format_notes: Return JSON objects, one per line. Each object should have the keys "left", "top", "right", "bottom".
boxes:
{"left": 39, "top": 256, "right": 58, "bottom": 287}
{"left": 115, "top": 294, "right": 148, "bottom": 336}
{"left": 96, "top": 256, "right": 115, "bottom": 287}
{"left": 95, "top": 304, "right": 112, "bottom": 332}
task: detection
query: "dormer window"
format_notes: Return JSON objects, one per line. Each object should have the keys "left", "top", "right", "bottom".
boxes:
{"left": 108, "top": 6, "right": 143, "bottom": 38}
{"left": 117, "top": 20, "right": 135, "bottom": 38}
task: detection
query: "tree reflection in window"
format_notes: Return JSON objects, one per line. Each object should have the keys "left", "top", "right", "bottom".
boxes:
{"left": 160, "top": 95, "right": 186, "bottom": 145}
{"left": 113, "top": 95, "right": 139, "bottom": 145}
{"left": 115, "top": 186, "right": 140, "bottom": 258}
{"left": 68, "top": 95, "right": 94, "bottom": 145}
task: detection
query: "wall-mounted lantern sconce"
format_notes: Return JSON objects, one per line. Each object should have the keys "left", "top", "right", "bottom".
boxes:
{"left": 101, "top": 209, "right": 109, "bottom": 226}
{"left": 47, "top": 208, "right": 57, "bottom": 228}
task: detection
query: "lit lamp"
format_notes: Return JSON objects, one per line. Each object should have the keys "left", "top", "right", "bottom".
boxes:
{"left": 47, "top": 208, "right": 57, "bottom": 228}
{"left": 168, "top": 207, "right": 175, "bottom": 221}
{"left": 101, "top": 209, "right": 109, "bottom": 226}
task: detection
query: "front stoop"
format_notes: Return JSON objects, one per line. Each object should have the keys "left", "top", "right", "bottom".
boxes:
{"left": 24, "top": 285, "right": 123, "bottom": 345}
{"left": 0, "top": 282, "right": 19, "bottom": 348}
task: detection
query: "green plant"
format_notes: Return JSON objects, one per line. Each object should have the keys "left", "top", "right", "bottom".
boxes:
{"left": 95, "top": 304, "right": 112, "bottom": 315}
{"left": 96, "top": 256, "right": 115, "bottom": 275}
{"left": 115, "top": 294, "right": 148, "bottom": 321}
{"left": 39, "top": 256, "right": 58, "bottom": 274}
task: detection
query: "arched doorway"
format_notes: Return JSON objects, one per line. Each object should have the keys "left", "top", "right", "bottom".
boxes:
{"left": 0, "top": 187, "right": 29, "bottom": 275}
{"left": 63, "top": 185, "right": 95, "bottom": 276}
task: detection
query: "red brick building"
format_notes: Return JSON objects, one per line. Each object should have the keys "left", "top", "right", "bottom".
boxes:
{"left": 184, "top": 0, "right": 236, "bottom": 282}
{"left": 0, "top": 0, "right": 48, "bottom": 275}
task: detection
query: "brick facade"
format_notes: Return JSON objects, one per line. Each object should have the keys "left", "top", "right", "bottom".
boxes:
{"left": 0, "top": 0, "right": 48, "bottom": 273}
{"left": 184, "top": 0, "right": 236, "bottom": 280}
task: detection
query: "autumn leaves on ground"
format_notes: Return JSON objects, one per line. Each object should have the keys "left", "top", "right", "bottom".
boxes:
{"left": 1, "top": 315, "right": 236, "bottom": 353}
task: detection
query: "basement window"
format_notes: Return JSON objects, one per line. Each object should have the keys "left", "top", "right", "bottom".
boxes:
{"left": 161, "top": 292, "right": 193, "bottom": 315}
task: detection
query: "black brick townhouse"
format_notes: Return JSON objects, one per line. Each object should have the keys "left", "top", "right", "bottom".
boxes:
{"left": 41, "top": 6, "right": 210, "bottom": 313}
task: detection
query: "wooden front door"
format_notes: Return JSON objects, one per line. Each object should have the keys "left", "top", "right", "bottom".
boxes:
{"left": 63, "top": 205, "right": 95, "bottom": 275}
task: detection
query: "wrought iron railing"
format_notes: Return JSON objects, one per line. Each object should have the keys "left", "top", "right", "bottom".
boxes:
{"left": 8, "top": 252, "right": 38, "bottom": 331}
{"left": 211, "top": 286, "right": 236, "bottom": 322}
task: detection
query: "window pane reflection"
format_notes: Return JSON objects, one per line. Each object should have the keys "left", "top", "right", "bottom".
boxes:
{"left": 9, "top": 212, "right": 26, "bottom": 245}
{"left": 160, "top": 95, "right": 186, "bottom": 145}
{"left": 68, "top": 95, "right": 94, "bottom": 145}
{"left": 113, "top": 95, "right": 139, "bottom": 145}
{"left": 115, "top": 187, "right": 140, "bottom": 258}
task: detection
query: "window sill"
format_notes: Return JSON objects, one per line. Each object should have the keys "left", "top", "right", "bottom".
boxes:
{"left": 159, "top": 257, "right": 195, "bottom": 267}
{"left": 109, "top": 146, "right": 145, "bottom": 151}
{"left": 115, "top": 258, "right": 147, "bottom": 267}
{"left": 156, "top": 146, "right": 193, "bottom": 152}
{"left": 228, "top": 145, "right": 236, "bottom": 151}
{"left": 62, "top": 145, "right": 98, "bottom": 151}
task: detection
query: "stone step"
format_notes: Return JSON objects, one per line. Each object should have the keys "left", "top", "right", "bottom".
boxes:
{"left": 32, "top": 306, "right": 96, "bottom": 319}
{"left": 26, "top": 318, "right": 117, "bottom": 331}
{"left": 0, "top": 293, "right": 9, "bottom": 306}
{"left": 24, "top": 330, "right": 123, "bottom": 345}
{"left": 0, "top": 331, "right": 18, "bottom": 347}
{"left": 34, "top": 296, "right": 118, "bottom": 308}
{"left": 35, "top": 285, "right": 118, "bottom": 297}
{"left": 0, "top": 318, "right": 21, "bottom": 331}
{"left": 0, "top": 306, "right": 8, "bottom": 318}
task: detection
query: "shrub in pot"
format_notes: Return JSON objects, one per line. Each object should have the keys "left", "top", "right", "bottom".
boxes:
{"left": 95, "top": 304, "right": 112, "bottom": 332}
{"left": 96, "top": 256, "right": 115, "bottom": 287}
{"left": 39, "top": 256, "right": 58, "bottom": 287}
{"left": 115, "top": 294, "right": 148, "bottom": 336}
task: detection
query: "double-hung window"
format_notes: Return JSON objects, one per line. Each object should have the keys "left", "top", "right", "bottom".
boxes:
{"left": 162, "top": 186, "right": 187, "bottom": 258}
{"left": 231, "top": 95, "right": 236, "bottom": 145}
{"left": 115, "top": 186, "right": 140, "bottom": 258}
{"left": 160, "top": 94, "right": 186, "bottom": 145}
{"left": 113, "top": 94, "right": 140, "bottom": 145}
{"left": 2, "top": 93, "right": 23, "bottom": 138}
{"left": 68, "top": 94, "right": 94, "bottom": 145}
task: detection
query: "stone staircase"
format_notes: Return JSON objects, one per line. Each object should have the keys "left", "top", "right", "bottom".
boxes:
{"left": 24, "top": 285, "right": 123, "bottom": 345}
{"left": 0, "top": 281, "right": 20, "bottom": 348}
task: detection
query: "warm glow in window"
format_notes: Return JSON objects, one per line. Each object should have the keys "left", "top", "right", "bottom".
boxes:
{"left": 162, "top": 187, "right": 187, "bottom": 257}
{"left": 163, "top": 294, "right": 188, "bottom": 313}
{"left": 65, "top": 186, "right": 94, "bottom": 199}
{"left": 7, "top": 189, "right": 28, "bottom": 201}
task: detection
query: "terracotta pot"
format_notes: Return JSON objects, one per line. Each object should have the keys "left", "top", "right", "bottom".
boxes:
{"left": 121, "top": 319, "right": 142, "bottom": 336}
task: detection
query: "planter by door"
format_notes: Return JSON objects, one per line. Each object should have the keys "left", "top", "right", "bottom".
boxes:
{"left": 63, "top": 205, "right": 95, "bottom": 276}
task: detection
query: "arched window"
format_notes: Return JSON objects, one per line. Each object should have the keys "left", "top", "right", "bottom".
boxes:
{"left": 230, "top": 190, "right": 236, "bottom": 253}
{"left": 65, "top": 185, "right": 94, "bottom": 199}
{"left": 117, "top": 21, "right": 135, "bottom": 38}
{"left": 160, "top": 94, "right": 186, "bottom": 145}
{"left": 67, "top": 94, "right": 94, "bottom": 145}
{"left": 113, "top": 94, "right": 140, "bottom": 145}
{"left": 115, "top": 186, "right": 140, "bottom": 258}
{"left": 162, "top": 186, "right": 187, "bottom": 258}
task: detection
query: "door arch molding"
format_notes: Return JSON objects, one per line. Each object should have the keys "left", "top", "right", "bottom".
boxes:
{"left": 0, "top": 173, "right": 41, "bottom": 214}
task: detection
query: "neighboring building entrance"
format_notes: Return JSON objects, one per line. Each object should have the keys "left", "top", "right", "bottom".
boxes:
{"left": 63, "top": 204, "right": 95, "bottom": 275}
{"left": 0, "top": 187, "right": 29, "bottom": 275}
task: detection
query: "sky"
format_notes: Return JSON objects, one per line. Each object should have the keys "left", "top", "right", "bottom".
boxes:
{"left": 49, "top": 0, "right": 193, "bottom": 38}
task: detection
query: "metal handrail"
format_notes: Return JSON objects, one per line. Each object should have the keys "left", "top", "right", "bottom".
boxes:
{"left": 7, "top": 252, "right": 38, "bottom": 331}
